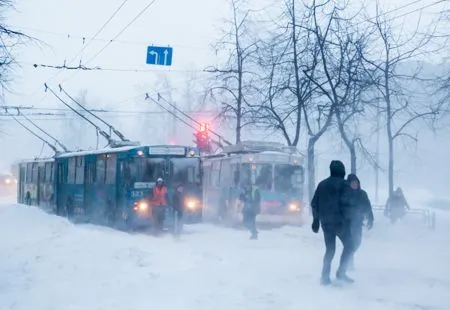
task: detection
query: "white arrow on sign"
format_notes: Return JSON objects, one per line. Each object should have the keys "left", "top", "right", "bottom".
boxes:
{"left": 163, "top": 49, "right": 169, "bottom": 65}
{"left": 149, "top": 50, "right": 158, "bottom": 64}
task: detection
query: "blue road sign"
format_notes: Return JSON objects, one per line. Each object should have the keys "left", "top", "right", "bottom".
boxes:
{"left": 146, "top": 46, "right": 173, "bottom": 66}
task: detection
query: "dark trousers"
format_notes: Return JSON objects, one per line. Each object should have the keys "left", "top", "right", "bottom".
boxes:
{"left": 243, "top": 211, "right": 257, "bottom": 237}
{"left": 172, "top": 208, "right": 183, "bottom": 235}
{"left": 348, "top": 222, "right": 363, "bottom": 268}
{"left": 152, "top": 206, "right": 166, "bottom": 230}
{"left": 321, "top": 221, "right": 353, "bottom": 279}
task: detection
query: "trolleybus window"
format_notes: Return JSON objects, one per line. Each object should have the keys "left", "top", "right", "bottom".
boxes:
{"left": 96, "top": 156, "right": 106, "bottom": 184}
{"left": 45, "top": 163, "right": 52, "bottom": 182}
{"left": 142, "top": 158, "right": 165, "bottom": 182}
{"left": 105, "top": 154, "right": 116, "bottom": 184}
{"left": 68, "top": 157, "right": 76, "bottom": 184}
{"left": 169, "top": 158, "right": 200, "bottom": 186}
{"left": 26, "top": 163, "right": 32, "bottom": 183}
{"left": 39, "top": 166, "right": 45, "bottom": 182}
{"left": 32, "top": 163, "right": 38, "bottom": 183}
{"left": 241, "top": 163, "right": 272, "bottom": 190}
{"left": 75, "top": 157, "right": 85, "bottom": 184}
{"left": 274, "top": 164, "right": 304, "bottom": 193}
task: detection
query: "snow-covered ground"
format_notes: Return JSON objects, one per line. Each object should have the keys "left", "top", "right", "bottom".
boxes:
{"left": 1, "top": 198, "right": 449, "bottom": 310}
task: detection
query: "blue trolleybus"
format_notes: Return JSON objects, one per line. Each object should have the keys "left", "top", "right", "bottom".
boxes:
{"left": 201, "top": 141, "right": 305, "bottom": 226}
{"left": 17, "top": 144, "right": 202, "bottom": 230}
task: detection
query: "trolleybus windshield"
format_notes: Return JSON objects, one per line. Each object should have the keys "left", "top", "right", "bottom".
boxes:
{"left": 241, "top": 163, "right": 272, "bottom": 190}
{"left": 169, "top": 158, "right": 201, "bottom": 187}
{"left": 274, "top": 164, "right": 304, "bottom": 193}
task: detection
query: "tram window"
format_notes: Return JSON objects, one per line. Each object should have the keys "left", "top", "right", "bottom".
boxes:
{"left": 105, "top": 154, "right": 116, "bottom": 184}
{"left": 45, "top": 163, "right": 52, "bottom": 182}
{"left": 75, "top": 157, "right": 85, "bottom": 184}
{"left": 96, "top": 156, "right": 106, "bottom": 184}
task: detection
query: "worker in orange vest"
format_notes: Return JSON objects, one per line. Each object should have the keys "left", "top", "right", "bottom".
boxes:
{"left": 152, "top": 177, "right": 168, "bottom": 232}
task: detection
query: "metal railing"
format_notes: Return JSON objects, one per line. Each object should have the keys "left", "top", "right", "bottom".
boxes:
{"left": 372, "top": 205, "right": 436, "bottom": 230}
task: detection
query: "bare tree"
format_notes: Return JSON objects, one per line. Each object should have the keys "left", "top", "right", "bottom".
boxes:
{"left": 205, "top": 0, "right": 259, "bottom": 144}
{"left": 254, "top": 0, "right": 318, "bottom": 147}
{"left": 301, "top": 0, "right": 375, "bottom": 175}
{"left": 362, "top": 4, "right": 442, "bottom": 196}
{"left": 0, "top": 0, "right": 31, "bottom": 89}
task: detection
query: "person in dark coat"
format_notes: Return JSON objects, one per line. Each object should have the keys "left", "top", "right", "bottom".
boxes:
{"left": 311, "top": 160, "right": 354, "bottom": 285}
{"left": 171, "top": 184, "right": 185, "bottom": 236}
{"left": 385, "top": 187, "right": 409, "bottom": 223}
{"left": 239, "top": 183, "right": 261, "bottom": 239}
{"left": 346, "top": 174, "right": 374, "bottom": 270}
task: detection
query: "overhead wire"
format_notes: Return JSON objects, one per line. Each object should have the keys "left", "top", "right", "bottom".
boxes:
{"left": 144, "top": 95, "right": 199, "bottom": 132}
{"left": 61, "top": 0, "right": 160, "bottom": 85}
{"left": 26, "top": 0, "right": 131, "bottom": 99}
{"left": 24, "top": 0, "right": 442, "bottom": 103}
{"left": 84, "top": 0, "right": 158, "bottom": 67}
{"left": 67, "top": 0, "right": 130, "bottom": 66}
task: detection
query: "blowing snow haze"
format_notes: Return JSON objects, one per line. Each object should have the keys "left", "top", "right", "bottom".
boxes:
{"left": 0, "top": 0, "right": 449, "bottom": 202}
{"left": 0, "top": 1, "right": 450, "bottom": 309}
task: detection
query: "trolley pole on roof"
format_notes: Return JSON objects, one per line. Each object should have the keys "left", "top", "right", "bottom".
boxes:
{"left": 17, "top": 108, "right": 70, "bottom": 152}
{"left": 45, "top": 83, "right": 113, "bottom": 147}
{"left": 3, "top": 108, "right": 60, "bottom": 155}
{"left": 58, "top": 84, "right": 137, "bottom": 145}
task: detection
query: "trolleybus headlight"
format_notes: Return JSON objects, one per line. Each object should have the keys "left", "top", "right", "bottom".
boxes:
{"left": 185, "top": 198, "right": 199, "bottom": 211}
{"left": 288, "top": 203, "right": 300, "bottom": 212}
{"left": 133, "top": 201, "right": 149, "bottom": 213}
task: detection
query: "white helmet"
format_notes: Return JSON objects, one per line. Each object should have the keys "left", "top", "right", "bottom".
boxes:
{"left": 157, "top": 177, "right": 163, "bottom": 183}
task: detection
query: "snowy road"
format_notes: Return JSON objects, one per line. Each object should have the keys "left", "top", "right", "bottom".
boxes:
{"left": 1, "top": 200, "right": 449, "bottom": 310}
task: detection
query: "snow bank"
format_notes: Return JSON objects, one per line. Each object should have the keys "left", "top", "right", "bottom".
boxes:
{"left": 1, "top": 203, "right": 449, "bottom": 310}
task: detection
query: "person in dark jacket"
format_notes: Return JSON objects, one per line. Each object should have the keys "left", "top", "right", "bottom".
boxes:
{"left": 346, "top": 174, "right": 374, "bottom": 270}
{"left": 385, "top": 187, "right": 409, "bottom": 223}
{"left": 311, "top": 160, "right": 354, "bottom": 285}
{"left": 239, "top": 183, "right": 261, "bottom": 239}
{"left": 171, "top": 184, "right": 185, "bottom": 236}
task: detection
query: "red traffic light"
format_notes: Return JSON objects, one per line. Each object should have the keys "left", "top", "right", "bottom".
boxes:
{"left": 200, "top": 122, "right": 209, "bottom": 132}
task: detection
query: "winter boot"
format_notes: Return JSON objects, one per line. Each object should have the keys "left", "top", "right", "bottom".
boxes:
{"left": 336, "top": 272, "right": 354, "bottom": 283}
{"left": 320, "top": 276, "right": 331, "bottom": 285}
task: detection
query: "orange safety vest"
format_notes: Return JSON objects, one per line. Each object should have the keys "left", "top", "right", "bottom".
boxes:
{"left": 152, "top": 186, "right": 167, "bottom": 206}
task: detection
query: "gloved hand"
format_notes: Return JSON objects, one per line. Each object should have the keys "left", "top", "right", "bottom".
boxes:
{"left": 311, "top": 219, "right": 320, "bottom": 233}
{"left": 367, "top": 220, "right": 373, "bottom": 230}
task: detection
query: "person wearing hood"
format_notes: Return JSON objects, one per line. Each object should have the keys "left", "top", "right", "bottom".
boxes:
{"left": 311, "top": 160, "right": 354, "bottom": 285}
{"left": 346, "top": 174, "right": 374, "bottom": 270}
{"left": 385, "top": 187, "right": 409, "bottom": 223}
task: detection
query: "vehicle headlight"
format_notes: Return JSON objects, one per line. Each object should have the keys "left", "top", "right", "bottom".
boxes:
{"left": 288, "top": 203, "right": 300, "bottom": 212}
{"left": 5, "top": 178, "right": 11, "bottom": 184}
{"left": 185, "top": 198, "right": 199, "bottom": 210}
{"left": 133, "top": 201, "right": 149, "bottom": 213}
